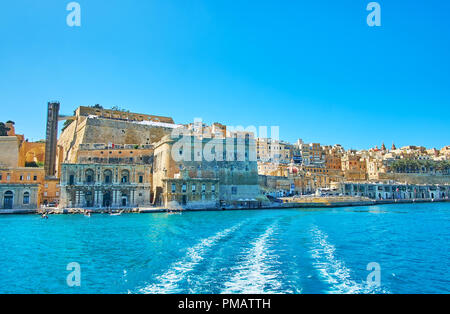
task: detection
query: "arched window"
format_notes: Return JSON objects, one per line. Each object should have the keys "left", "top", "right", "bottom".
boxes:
{"left": 85, "top": 169, "right": 95, "bottom": 184}
{"left": 121, "top": 170, "right": 130, "bottom": 183}
{"left": 23, "top": 192, "right": 30, "bottom": 205}
{"left": 104, "top": 170, "right": 112, "bottom": 184}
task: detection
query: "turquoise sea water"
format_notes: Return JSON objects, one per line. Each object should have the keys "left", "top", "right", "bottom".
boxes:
{"left": 0, "top": 203, "right": 449, "bottom": 294}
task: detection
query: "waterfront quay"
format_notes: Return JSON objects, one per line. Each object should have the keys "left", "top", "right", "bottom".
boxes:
{"left": 1, "top": 195, "right": 448, "bottom": 215}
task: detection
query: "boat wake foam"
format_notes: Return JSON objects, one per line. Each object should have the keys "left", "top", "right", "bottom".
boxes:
{"left": 221, "top": 224, "right": 284, "bottom": 294}
{"left": 310, "top": 225, "right": 389, "bottom": 294}
{"left": 139, "top": 221, "right": 244, "bottom": 294}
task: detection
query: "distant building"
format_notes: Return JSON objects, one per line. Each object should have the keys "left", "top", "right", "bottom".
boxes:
{"left": 341, "top": 153, "right": 367, "bottom": 181}
{"left": 331, "top": 181, "right": 450, "bottom": 200}
{"left": 152, "top": 134, "right": 261, "bottom": 209}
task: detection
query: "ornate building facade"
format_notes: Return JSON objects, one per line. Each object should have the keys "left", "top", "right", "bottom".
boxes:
{"left": 59, "top": 163, "right": 152, "bottom": 208}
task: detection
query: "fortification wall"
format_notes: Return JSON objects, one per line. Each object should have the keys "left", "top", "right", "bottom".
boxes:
{"left": 58, "top": 116, "right": 88, "bottom": 164}
{"left": 82, "top": 118, "right": 173, "bottom": 145}
{"left": 58, "top": 117, "right": 176, "bottom": 164}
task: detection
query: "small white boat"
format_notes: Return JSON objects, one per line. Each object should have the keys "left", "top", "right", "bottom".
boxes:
{"left": 110, "top": 212, "right": 122, "bottom": 216}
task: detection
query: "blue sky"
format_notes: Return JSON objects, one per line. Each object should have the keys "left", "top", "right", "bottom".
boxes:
{"left": 0, "top": 0, "right": 449, "bottom": 149}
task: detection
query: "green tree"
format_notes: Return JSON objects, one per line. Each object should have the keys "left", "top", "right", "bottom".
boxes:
{"left": 61, "top": 119, "right": 74, "bottom": 132}
{"left": 0, "top": 122, "right": 10, "bottom": 136}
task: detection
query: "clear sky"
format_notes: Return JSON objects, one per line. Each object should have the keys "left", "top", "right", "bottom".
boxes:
{"left": 0, "top": 0, "right": 449, "bottom": 149}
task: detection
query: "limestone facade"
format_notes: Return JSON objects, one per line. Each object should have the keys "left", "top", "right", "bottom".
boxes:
{"left": 162, "top": 171, "right": 219, "bottom": 209}
{"left": 152, "top": 134, "right": 260, "bottom": 207}
{"left": 0, "top": 184, "right": 40, "bottom": 210}
{"left": 58, "top": 112, "right": 179, "bottom": 165}
{"left": 59, "top": 163, "right": 152, "bottom": 208}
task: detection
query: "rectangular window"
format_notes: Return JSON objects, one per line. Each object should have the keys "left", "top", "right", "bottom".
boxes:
{"left": 23, "top": 193, "right": 30, "bottom": 205}
{"left": 211, "top": 184, "right": 216, "bottom": 192}
{"left": 171, "top": 183, "right": 176, "bottom": 193}
{"left": 20, "top": 175, "right": 23, "bottom": 181}
{"left": 0, "top": 175, "right": 2, "bottom": 181}
{"left": 182, "top": 184, "right": 187, "bottom": 193}
{"left": 27, "top": 175, "right": 31, "bottom": 181}
{"left": 139, "top": 176, "right": 143, "bottom": 183}
{"left": 202, "top": 184, "right": 206, "bottom": 193}
{"left": 232, "top": 186, "right": 237, "bottom": 195}
{"left": 192, "top": 184, "right": 196, "bottom": 192}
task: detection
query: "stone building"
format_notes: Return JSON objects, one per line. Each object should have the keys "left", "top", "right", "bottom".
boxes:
{"left": 0, "top": 122, "right": 59, "bottom": 208}
{"left": 59, "top": 141, "right": 154, "bottom": 208}
{"left": 0, "top": 183, "right": 40, "bottom": 210}
{"left": 366, "top": 156, "right": 386, "bottom": 181}
{"left": 331, "top": 181, "right": 450, "bottom": 200}
{"left": 152, "top": 134, "right": 261, "bottom": 208}
{"left": 162, "top": 170, "right": 219, "bottom": 209}
{"left": 59, "top": 163, "right": 152, "bottom": 208}
{"left": 341, "top": 153, "right": 367, "bottom": 181}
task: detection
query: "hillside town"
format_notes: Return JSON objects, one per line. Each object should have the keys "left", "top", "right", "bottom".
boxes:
{"left": 1, "top": 103, "right": 449, "bottom": 212}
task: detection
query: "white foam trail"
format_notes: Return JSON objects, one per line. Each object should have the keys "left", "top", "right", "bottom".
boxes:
{"left": 221, "top": 224, "right": 284, "bottom": 294}
{"left": 310, "top": 226, "right": 389, "bottom": 294}
{"left": 139, "top": 222, "right": 244, "bottom": 294}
